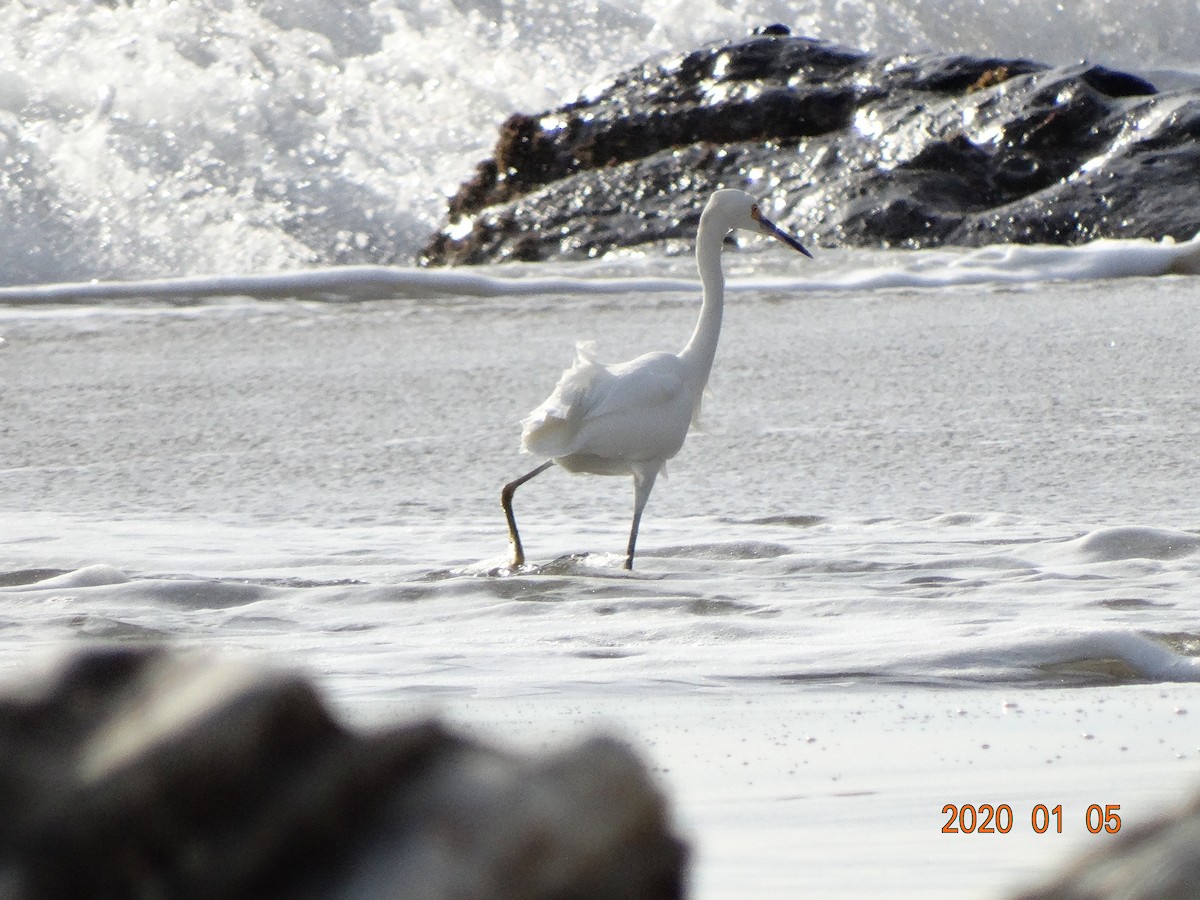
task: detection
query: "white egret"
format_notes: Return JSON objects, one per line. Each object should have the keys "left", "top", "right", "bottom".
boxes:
{"left": 502, "top": 189, "right": 812, "bottom": 570}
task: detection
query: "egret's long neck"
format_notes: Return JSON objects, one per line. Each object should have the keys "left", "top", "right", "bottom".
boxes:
{"left": 679, "top": 213, "right": 727, "bottom": 392}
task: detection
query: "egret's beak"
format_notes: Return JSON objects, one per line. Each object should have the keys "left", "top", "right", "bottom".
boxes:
{"left": 753, "top": 208, "right": 813, "bottom": 258}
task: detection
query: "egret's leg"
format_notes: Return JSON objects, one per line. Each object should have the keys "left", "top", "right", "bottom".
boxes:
{"left": 501, "top": 460, "right": 554, "bottom": 568}
{"left": 624, "top": 468, "right": 659, "bottom": 570}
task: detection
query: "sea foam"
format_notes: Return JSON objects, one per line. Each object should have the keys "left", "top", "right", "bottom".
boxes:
{"left": 0, "top": 234, "right": 1195, "bottom": 306}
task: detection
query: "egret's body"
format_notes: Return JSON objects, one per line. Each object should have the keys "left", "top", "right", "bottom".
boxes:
{"left": 502, "top": 189, "right": 811, "bottom": 569}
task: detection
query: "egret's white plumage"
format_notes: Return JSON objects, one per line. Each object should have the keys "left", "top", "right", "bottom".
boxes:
{"left": 502, "top": 189, "right": 812, "bottom": 570}
{"left": 521, "top": 341, "right": 694, "bottom": 473}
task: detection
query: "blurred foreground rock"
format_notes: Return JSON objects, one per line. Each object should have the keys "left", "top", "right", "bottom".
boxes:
{"left": 422, "top": 27, "right": 1200, "bottom": 264}
{"left": 0, "top": 646, "right": 686, "bottom": 899}
{"left": 1015, "top": 794, "right": 1200, "bottom": 900}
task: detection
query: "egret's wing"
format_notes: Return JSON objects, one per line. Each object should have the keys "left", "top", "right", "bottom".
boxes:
{"left": 564, "top": 352, "right": 695, "bottom": 462}
{"left": 581, "top": 353, "right": 685, "bottom": 421}
{"left": 522, "top": 347, "right": 696, "bottom": 464}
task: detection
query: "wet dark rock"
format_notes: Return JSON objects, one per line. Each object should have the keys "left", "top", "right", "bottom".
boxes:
{"left": 421, "top": 33, "right": 1200, "bottom": 265}
{"left": 1014, "top": 793, "right": 1200, "bottom": 899}
{"left": 1078, "top": 65, "right": 1157, "bottom": 99}
{"left": 0, "top": 646, "right": 686, "bottom": 900}
{"left": 752, "top": 23, "right": 791, "bottom": 38}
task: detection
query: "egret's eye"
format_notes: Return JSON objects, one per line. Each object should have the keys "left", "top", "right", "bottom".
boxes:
{"left": 750, "top": 204, "right": 760, "bottom": 219}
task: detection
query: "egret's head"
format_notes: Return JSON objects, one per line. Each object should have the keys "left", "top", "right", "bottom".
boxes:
{"left": 704, "top": 189, "right": 813, "bottom": 258}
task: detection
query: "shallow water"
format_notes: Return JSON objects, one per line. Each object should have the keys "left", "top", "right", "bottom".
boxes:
{"left": 2, "top": 267, "right": 1199, "bottom": 896}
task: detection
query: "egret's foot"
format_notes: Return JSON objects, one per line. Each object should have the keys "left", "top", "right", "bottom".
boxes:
{"left": 488, "top": 556, "right": 531, "bottom": 577}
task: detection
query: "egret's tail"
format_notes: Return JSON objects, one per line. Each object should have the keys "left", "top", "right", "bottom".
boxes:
{"left": 520, "top": 340, "right": 607, "bottom": 457}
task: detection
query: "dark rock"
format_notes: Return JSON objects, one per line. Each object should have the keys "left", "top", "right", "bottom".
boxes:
{"left": 420, "top": 33, "right": 1200, "bottom": 264}
{"left": 753, "top": 23, "right": 791, "bottom": 37}
{"left": 0, "top": 646, "right": 686, "bottom": 899}
{"left": 1013, "top": 794, "right": 1200, "bottom": 899}
{"left": 1079, "top": 65, "right": 1157, "bottom": 98}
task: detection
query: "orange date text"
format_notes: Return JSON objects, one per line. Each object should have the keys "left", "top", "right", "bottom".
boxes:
{"left": 941, "top": 803, "right": 1121, "bottom": 834}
